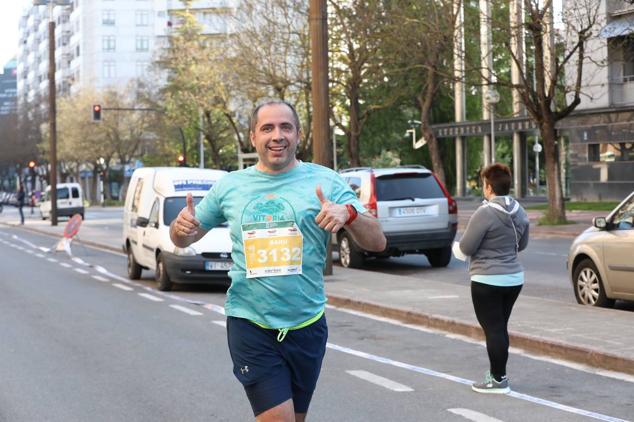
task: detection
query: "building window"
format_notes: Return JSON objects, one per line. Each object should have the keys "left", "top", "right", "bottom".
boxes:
{"left": 76, "top": 45, "right": 80, "bottom": 57}
{"left": 135, "top": 61, "right": 149, "bottom": 77}
{"left": 103, "top": 61, "right": 116, "bottom": 78}
{"left": 588, "top": 144, "right": 600, "bottom": 162}
{"left": 135, "top": 10, "right": 150, "bottom": 26}
{"left": 102, "top": 10, "right": 116, "bottom": 26}
{"left": 135, "top": 36, "right": 149, "bottom": 52}
{"left": 102, "top": 36, "right": 116, "bottom": 52}
{"left": 588, "top": 143, "right": 634, "bottom": 162}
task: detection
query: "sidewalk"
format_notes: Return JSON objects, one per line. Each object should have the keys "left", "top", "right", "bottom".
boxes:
{"left": 2, "top": 205, "right": 633, "bottom": 377}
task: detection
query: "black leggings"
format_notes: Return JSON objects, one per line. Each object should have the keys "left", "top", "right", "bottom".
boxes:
{"left": 471, "top": 281, "right": 522, "bottom": 381}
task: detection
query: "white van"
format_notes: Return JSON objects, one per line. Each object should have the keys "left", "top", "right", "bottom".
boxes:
{"left": 40, "top": 182, "right": 85, "bottom": 220}
{"left": 122, "top": 167, "right": 232, "bottom": 291}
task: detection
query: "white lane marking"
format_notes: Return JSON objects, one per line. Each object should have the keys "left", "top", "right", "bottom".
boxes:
{"left": 74, "top": 268, "right": 89, "bottom": 275}
{"left": 327, "top": 303, "right": 634, "bottom": 384}
{"left": 112, "top": 283, "right": 134, "bottom": 292}
{"left": 138, "top": 293, "right": 164, "bottom": 302}
{"left": 47, "top": 258, "right": 58, "bottom": 263}
{"left": 24, "top": 249, "right": 34, "bottom": 254}
{"left": 346, "top": 370, "right": 414, "bottom": 392}
{"left": 212, "top": 320, "right": 227, "bottom": 328}
{"left": 72, "top": 257, "right": 89, "bottom": 266}
{"left": 91, "top": 275, "right": 109, "bottom": 282}
{"left": 169, "top": 304, "right": 203, "bottom": 316}
{"left": 59, "top": 262, "right": 72, "bottom": 268}
{"left": 35, "top": 253, "right": 45, "bottom": 258}
{"left": 203, "top": 303, "right": 226, "bottom": 315}
{"left": 448, "top": 408, "right": 504, "bottom": 422}
{"left": 327, "top": 343, "right": 628, "bottom": 422}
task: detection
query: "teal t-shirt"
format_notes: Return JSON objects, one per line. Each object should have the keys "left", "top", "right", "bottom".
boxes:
{"left": 195, "top": 162, "right": 365, "bottom": 329}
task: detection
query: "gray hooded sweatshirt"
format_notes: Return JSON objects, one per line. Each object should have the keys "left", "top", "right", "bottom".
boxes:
{"left": 459, "top": 196, "right": 530, "bottom": 277}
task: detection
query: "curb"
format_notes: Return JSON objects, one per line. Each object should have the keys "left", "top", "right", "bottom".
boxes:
{"left": 4, "top": 221, "right": 632, "bottom": 376}
{"left": 326, "top": 295, "right": 634, "bottom": 377}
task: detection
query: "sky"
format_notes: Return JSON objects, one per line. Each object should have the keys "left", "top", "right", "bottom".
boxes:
{"left": 0, "top": 0, "right": 29, "bottom": 73}
{"left": 0, "top": 0, "right": 565, "bottom": 75}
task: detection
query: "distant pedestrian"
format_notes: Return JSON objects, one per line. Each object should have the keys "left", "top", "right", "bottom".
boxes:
{"left": 17, "top": 185, "right": 25, "bottom": 225}
{"left": 455, "top": 163, "right": 529, "bottom": 394}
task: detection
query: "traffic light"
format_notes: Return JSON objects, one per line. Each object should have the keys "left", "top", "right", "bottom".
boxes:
{"left": 92, "top": 104, "right": 102, "bottom": 121}
{"left": 28, "top": 160, "right": 36, "bottom": 169}
{"left": 177, "top": 154, "right": 186, "bottom": 167}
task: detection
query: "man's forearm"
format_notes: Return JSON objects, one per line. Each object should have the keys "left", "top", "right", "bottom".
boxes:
{"left": 345, "top": 213, "right": 386, "bottom": 252}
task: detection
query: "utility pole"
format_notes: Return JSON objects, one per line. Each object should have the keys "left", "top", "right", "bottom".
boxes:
{"left": 35, "top": 0, "right": 71, "bottom": 225}
{"left": 309, "top": 0, "right": 333, "bottom": 275}
{"left": 47, "top": 1, "right": 58, "bottom": 226}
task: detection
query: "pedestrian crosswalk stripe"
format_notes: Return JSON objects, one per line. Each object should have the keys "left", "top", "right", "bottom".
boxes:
{"left": 346, "top": 370, "right": 413, "bottom": 392}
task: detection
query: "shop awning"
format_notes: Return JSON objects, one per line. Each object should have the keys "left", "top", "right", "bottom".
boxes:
{"left": 600, "top": 15, "right": 634, "bottom": 38}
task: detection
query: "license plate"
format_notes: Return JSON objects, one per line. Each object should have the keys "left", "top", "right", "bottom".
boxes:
{"left": 395, "top": 205, "right": 438, "bottom": 217}
{"left": 205, "top": 261, "right": 232, "bottom": 271}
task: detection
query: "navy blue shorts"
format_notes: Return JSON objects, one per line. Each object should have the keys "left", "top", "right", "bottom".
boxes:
{"left": 226, "top": 314, "right": 328, "bottom": 416}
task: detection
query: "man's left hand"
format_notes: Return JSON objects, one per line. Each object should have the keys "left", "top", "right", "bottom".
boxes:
{"left": 315, "top": 185, "right": 349, "bottom": 233}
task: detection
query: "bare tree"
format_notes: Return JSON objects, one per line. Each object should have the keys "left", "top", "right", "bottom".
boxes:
{"left": 382, "top": 0, "right": 459, "bottom": 185}
{"left": 481, "top": 0, "right": 602, "bottom": 222}
{"left": 231, "top": 0, "right": 313, "bottom": 157}
{"left": 328, "top": 0, "right": 404, "bottom": 167}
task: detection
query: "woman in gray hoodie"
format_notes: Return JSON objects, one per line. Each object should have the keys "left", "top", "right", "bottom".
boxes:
{"left": 458, "top": 163, "right": 529, "bottom": 394}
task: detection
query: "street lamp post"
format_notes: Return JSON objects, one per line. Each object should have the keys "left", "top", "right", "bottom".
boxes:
{"left": 34, "top": 0, "right": 72, "bottom": 226}
{"left": 485, "top": 86, "right": 500, "bottom": 163}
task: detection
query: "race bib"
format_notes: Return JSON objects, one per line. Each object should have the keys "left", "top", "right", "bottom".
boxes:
{"left": 242, "top": 221, "right": 303, "bottom": 278}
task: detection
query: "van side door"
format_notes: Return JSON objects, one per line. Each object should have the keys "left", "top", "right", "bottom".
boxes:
{"left": 127, "top": 179, "right": 145, "bottom": 264}
{"left": 141, "top": 198, "right": 161, "bottom": 268}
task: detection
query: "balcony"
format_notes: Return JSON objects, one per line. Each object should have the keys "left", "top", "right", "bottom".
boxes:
{"left": 607, "top": 0, "right": 634, "bottom": 16}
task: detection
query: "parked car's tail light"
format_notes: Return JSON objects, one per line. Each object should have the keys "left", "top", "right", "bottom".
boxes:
{"left": 433, "top": 173, "right": 457, "bottom": 214}
{"left": 365, "top": 172, "right": 378, "bottom": 217}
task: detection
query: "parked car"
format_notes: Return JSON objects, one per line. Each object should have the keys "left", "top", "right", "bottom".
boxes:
{"left": 335, "top": 166, "right": 458, "bottom": 268}
{"left": 567, "top": 191, "right": 634, "bottom": 307}
{"left": 40, "top": 182, "right": 84, "bottom": 220}
{"left": 122, "top": 167, "right": 232, "bottom": 291}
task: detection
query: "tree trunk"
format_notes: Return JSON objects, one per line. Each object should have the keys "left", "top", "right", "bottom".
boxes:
{"left": 540, "top": 118, "right": 566, "bottom": 222}
{"left": 347, "top": 95, "right": 362, "bottom": 167}
{"left": 418, "top": 78, "right": 445, "bottom": 185}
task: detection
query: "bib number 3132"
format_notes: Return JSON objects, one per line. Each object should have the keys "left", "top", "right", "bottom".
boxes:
{"left": 242, "top": 221, "right": 303, "bottom": 278}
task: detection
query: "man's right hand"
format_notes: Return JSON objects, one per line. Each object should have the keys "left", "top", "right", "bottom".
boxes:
{"left": 170, "top": 193, "right": 201, "bottom": 246}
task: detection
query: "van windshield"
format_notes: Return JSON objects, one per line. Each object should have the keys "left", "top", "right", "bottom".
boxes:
{"left": 375, "top": 173, "right": 444, "bottom": 201}
{"left": 163, "top": 196, "right": 203, "bottom": 226}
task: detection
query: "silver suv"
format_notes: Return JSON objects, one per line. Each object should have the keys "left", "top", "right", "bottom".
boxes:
{"left": 337, "top": 166, "right": 458, "bottom": 268}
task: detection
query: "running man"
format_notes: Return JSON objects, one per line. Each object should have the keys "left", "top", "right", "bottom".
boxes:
{"left": 170, "top": 99, "right": 386, "bottom": 421}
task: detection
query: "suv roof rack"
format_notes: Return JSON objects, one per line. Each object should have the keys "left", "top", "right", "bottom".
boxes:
{"left": 398, "top": 165, "right": 428, "bottom": 169}
{"left": 339, "top": 167, "right": 372, "bottom": 173}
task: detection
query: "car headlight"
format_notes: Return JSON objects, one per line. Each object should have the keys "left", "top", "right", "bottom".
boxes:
{"left": 174, "top": 246, "right": 197, "bottom": 256}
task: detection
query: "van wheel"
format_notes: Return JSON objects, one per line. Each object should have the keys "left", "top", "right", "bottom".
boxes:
{"left": 156, "top": 253, "right": 173, "bottom": 291}
{"left": 339, "top": 232, "right": 364, "bottom": 269}
{"left": 426, "top": 246, "right": 452, "bottom": 268}
{"left": 127, "top": 248, "right": 142, "bottom": 280}
{"left": 573, "top": 259, "right": 614, "bottom": 307}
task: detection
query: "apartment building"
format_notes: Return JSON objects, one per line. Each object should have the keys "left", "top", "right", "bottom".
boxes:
{"left": 0, "top": 60, "right": 17, "bottom": 115}
{"left": 564, "top": 0, "right": 634, "bottom": 201}
{"left": 16, "top": 0, "right": 238, "bottom": 108}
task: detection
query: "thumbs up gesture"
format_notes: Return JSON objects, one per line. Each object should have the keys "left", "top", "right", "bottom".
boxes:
{"left": 174, "top": 192, "right": 200, "bottom": 238}
{"left": 315, "top": 185, "right": 348, "bottom": 233}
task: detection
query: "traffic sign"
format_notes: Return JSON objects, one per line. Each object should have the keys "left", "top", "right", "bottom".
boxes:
{"left": 63, "top": 214, "right": 83, "bottom": 239}
{"left": 533, "top": 143, "right": 542, "bottom": 153}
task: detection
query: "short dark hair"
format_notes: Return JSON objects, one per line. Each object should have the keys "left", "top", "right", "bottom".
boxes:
{"left": 249, "top": 99, "right": 300, "bottom": 133}
{"left": 482, "top": 163, "right": 512, "bottom": 195}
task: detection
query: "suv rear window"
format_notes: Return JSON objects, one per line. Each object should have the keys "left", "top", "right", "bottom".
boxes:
{"left": 375, "top": 173, "right": 444, "bottom": 201}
